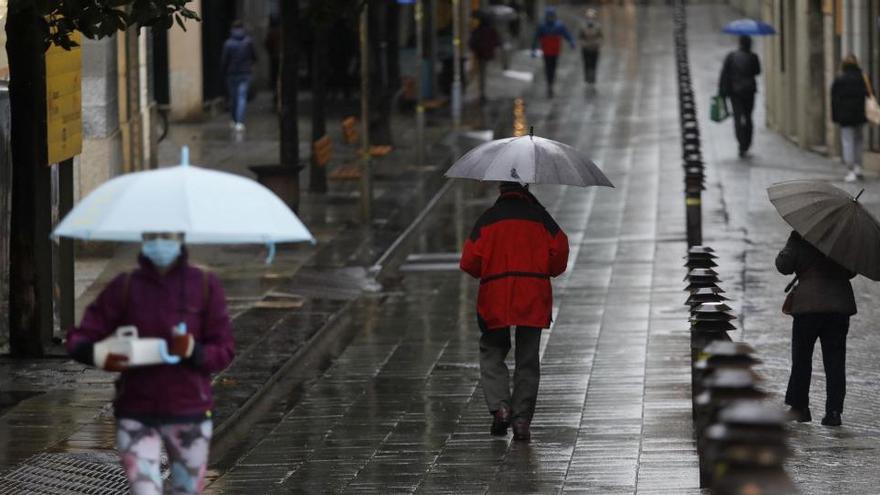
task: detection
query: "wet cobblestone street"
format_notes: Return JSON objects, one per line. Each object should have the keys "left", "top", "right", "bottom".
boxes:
{"left": 209, "top": 4, "right": 700, "bottom": 493}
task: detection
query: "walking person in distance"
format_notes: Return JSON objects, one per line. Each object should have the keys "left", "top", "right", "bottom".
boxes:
{"left": 532, "top": 7, "right": 575, "bottom": 98}
{"left": 831, "top": 53, "right": 869, "bottom": 182}
{"left": 222, "top": 20, "right": 257, "bottom": 133}
{"left": 718, "top": 35, "right": 761, "bottom": 158}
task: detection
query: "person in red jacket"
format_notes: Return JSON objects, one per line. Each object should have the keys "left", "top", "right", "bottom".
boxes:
{"left": 460, "top": 182, "right": 569, "bottom": 442}
{"left": 532, "top": 7, "right": 575, "bottom": 98}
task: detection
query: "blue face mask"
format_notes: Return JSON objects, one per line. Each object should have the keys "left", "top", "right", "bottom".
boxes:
{"left": 141, "top": 239, "right": 182, "bottom": 268}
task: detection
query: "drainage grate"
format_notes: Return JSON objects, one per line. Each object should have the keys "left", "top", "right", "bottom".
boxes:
{"left": 0, "top": 453, "right": 128, "bottom": 494}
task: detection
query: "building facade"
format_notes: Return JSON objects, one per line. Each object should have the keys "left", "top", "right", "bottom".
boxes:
{"left": 729, "top": 0, "right": 880, "bottom": 166}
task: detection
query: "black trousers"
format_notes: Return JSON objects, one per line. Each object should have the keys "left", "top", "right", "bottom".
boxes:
{"left": 581, "top": 48, "right": 599, "bottom": 83}
{"left": 729, "top": 92, "right": 755, "bottom": 153}
{"left": 785, "top": 313, "right": 849, "bottom": 414}
{"left": 543, "top": 55, "right": 559, "bottom": 90}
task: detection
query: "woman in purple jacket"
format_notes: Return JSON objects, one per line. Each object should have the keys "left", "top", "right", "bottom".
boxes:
{"left": 67, "top": 232, "right": 235, "bottom": 495}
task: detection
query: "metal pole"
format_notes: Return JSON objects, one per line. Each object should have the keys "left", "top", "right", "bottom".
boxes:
{"left": 451, "top": 0, "right": 462, "bottom": 130}
{"left": 360, "top": 7, "right": 372, "bottom": 222}
{"left": 415, "top": 0, "right": 425, "bottom": 166}
{"left": 58, "top": 159, "right": 74, "bottom": 332}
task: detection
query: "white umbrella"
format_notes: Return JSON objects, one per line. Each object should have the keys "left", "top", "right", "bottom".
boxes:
{"left": 53, "top": 147, "right": 315, "bottom": 246}
{"left": 445, "top": 129, "right": 614, "bottom": 187}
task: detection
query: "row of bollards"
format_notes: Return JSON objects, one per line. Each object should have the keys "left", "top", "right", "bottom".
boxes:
{"left": 673, "top": 3, "right": 795, "bottom": 492}
{"left": 673, "top": 0, "right": 704, "bottom": 248}
{"left": 685, "top": 246, "right": 796, "bottom": 494}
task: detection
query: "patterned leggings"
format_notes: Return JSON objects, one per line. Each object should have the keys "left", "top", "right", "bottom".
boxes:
{"left": 116, "top": 418, "right": 212, "bottom": 495}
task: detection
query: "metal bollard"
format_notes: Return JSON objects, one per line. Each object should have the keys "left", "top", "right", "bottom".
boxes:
{"left": 707, "top": 401, "right": 796, "bottom": 495}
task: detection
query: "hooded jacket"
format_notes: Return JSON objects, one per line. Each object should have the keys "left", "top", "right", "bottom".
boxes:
{"left": 461, "top": 188, "right": 569, "bottom": 329}
{"left": 532, "top": 10, "right": 575, "bottom": 57}
{"left": 66, "top": 251, "right": 235, "bottom": 419}
{"left": 221, "top": 27, "right": 257, "bottom": 76}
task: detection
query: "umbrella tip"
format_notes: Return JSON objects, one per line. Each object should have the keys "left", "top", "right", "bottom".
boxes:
{"left": 855, "top": 189, "right": 865, "bottom": 202}
{"left": 529, "top": 126, "right": 534, "bottom": 139}
{"left": 181, "top": 146, "right": 190, "bottom": 167}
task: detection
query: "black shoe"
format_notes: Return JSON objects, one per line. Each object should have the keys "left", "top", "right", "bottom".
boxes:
{"left": 490, "top": 407, "right": 511, "bottom": 436}
{"left": 512, "top": 419, "right": 530, "bottom": 442}
{"left": 788, "top": 406, "right": 812, "bottom": 423}
{"left": 821, "top": 411, "right": 842, "bottom": 426}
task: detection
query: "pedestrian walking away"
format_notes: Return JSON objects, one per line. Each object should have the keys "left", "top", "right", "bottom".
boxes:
{"left": 532, "top": 7, "right": 575, "bottom": 98}
{"left": 776, "top": 231, "right": 856, "bottom": 427}
{"left": 222, "top": 20, "right": 257, "bottom": 133}
{"left": 66, "top": 233, "right": 235, "bottom": 494}
{"left": 831, "top": 54, "right": 868, "bottom": 182}
{"left": 718, "top": 35, "right": 761, "bottom": 158}
{"left": 469, "top": 16, "right": 501, "bottom": 103}
{"left": 578, "top": 8, "right": 603, "bottom": 86}
{"left": 460, "top": 182, "right": 570, "bottom": 442}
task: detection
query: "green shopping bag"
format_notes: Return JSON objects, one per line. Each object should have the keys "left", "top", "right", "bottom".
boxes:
{"left": 710, "top": 95, "right": 729, "bottom": 122}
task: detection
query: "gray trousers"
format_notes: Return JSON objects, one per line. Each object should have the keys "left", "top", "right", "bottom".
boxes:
{"left": 479, "top": 324, "right": 542, "bottom": 422}
{"left": 840, "top": 125, "right": 864, "bottom": 168}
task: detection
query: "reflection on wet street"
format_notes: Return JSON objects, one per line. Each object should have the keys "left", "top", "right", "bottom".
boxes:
{"left": 209, "top": 3, "right": 700, "bottom": 493}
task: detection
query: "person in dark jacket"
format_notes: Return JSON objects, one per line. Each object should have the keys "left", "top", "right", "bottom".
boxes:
{"left": 532, "top": 8, "right": 575, "bottom": 98}
{"left": 776, "top": 231, "right": 856, "bottom": 427}
{"left": 831, "top": 54, "right": 869, "bottom": 182}
{"left": 718, "top": 35, "right": 761, "bottom": 158}
{"left": 469, "top": 17, "right": 500, "bottom": 103}
{"left": 221, "top": 21, "right": 257, "bottom": 132}
{"left": 67, "top": 232, "right": 235, "bottom": 494}
{"left": 460, "top": 182, "right": 569, "bottom": 442}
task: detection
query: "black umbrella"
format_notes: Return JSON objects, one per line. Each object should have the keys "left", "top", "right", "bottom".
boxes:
{"left": 768, "top": 180, "right": 880, "bottom": 280}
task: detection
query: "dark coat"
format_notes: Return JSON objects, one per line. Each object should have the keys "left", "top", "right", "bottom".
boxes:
{"left": 460, "top": 189, "right": 569, "bottom": 330}
{"left": 221, "top": 28, "right": 257, "bottom": 76}
{"left": 719, "top": 49, "right": 761, "bottom": 96}
{"left": 831, "top": 65, "right": 869, "bottom": 126}
{"left": 776, "top": 231, "right": 856, "bottom": 316}
{"left": 469, "top": 24, "right": 501, "bottom": 61}
{"left": 67, "top": 251, "right": 235, "bottom": 418}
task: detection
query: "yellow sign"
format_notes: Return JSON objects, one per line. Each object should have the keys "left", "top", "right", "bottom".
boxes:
{"left": 45, "top": 31, "right": 82, "bottom": 164}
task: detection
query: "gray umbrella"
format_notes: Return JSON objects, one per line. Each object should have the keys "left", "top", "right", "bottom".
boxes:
{"left": 445, "top": 130, "right": 614, "bottom": 188}
{"left": 767, "top": 179, "right": 880, "bottom": 280}
{"left": 478, "top": 5, "right": 517, "bottom": 21}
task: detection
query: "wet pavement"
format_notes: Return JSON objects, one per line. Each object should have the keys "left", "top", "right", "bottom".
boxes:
{"left": 689, "top": 5, "right": 880, "bottom": 495}
{"left": 209, "top": 4, "right": 701, "bottom": 494}
{"left": 5, "top": 2, "right": 880, "bottom": 494}
{"left": 0, "top": 10, "right": 538, "bottom": 494}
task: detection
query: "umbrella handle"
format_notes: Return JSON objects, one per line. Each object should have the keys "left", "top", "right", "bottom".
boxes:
{"left": 265, "top": 242, "right": 276, "bottom": 264}
{"left": 855, "top": 189, "right": 865, "bottom": 202}
{"left": 784, "top": 276, "right": 798, "bottom": 293}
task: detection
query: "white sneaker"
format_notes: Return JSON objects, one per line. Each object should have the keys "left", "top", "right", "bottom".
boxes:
{"left": 233, "top": 122, "right": 246, "bottom": 132}
{"left": 844, "top": 171, "right": 857, "bottom": 183}
{"left": 229, "top": 121, "right": 236, "bottom": 129}
{"left": 855, "top": 165, "right": 865, "bottom": 180}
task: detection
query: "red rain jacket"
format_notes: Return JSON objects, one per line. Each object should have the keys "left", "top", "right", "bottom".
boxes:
{"left": 460, "top": 190, "right": 569, "bottom": 329}
{"left": 67, "top": 251, "right": 235, "bottom": 419}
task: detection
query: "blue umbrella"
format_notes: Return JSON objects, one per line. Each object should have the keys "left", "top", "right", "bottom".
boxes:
{"left": 722, "top": 18, "right": 776, "bottom": 36}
